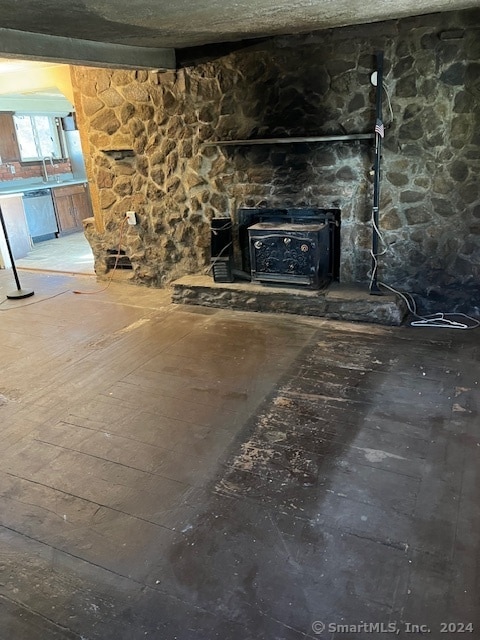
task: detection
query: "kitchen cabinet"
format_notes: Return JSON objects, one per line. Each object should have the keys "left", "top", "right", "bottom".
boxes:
{"left": 0, "top": 194, "right": 31, "bottom": 268}
{"left": 52, "top": 183, "right": 92, "bottom": 234}
{"left": 0, "top": 113, "right": 20, "bottom": 162}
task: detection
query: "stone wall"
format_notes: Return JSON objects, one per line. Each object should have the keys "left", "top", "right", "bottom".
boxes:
{"left": 71, "top": 8, "right": 480, "bottom": 312}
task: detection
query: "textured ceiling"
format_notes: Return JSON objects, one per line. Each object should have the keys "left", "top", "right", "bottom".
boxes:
{"left": 1, "top": 0, "right": 479, "bottom": 49}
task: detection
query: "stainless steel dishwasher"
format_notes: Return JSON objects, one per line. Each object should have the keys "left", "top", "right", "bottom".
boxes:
{"left": 22, "top": 189, "right": 58, "bottom": 241}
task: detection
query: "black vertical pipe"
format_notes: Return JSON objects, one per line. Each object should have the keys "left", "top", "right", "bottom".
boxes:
{"left": 370, "top": 51, "right": 384, "bottom": 295}
{"left": 0, "top": 205, "right": 34, "bottom": 299}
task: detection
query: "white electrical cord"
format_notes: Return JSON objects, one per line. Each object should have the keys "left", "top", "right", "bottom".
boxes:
{"left": 205, "top": 240, "right": 234, "bottom": 275}
{"left": 410, "top": 312, "right": 479, "bottom": 329}
{"left": 383, "top": 82, "right": 394, "bottom": 125}
{"left": 369, "top": 76, "right": 474, "bottom": 329}
{"left": 369, "top": 214, "right": 479, "bottom": 330}
{"left": 206, "top": 220, "right": 234, "bottom": 273}
{"left": 382, "top": 279, "right": 479, "bottom": 329}
{"left": 369, "top": 211, "right": 389, "bottom": 291}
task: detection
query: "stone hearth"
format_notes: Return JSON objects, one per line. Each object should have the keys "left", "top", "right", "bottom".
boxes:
{"left": 171, "top": 276, "right": 408, "bottom": 325}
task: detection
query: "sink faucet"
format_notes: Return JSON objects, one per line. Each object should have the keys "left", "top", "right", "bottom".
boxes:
{"left": 42, "top": 156, "right": 54, "bottom": 182}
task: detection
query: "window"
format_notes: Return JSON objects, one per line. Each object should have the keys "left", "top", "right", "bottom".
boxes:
{"left": 13, "top": 115, "right": 64, "bottom": 161}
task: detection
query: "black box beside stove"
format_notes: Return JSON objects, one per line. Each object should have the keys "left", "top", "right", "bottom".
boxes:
{"left": 210, "top": 217, "right": 234, "bottom": 283}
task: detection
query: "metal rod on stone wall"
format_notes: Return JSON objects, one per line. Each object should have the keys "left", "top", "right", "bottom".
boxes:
{"left": 0, "top": 205, "right": 34, "bottom": 300}
{"left": 370, "top": 50, "right": 384, "bottom": 296}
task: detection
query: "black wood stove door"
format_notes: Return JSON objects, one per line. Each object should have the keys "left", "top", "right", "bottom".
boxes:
{"left": 248, "top": 222, "right": 331, "bottom": 289}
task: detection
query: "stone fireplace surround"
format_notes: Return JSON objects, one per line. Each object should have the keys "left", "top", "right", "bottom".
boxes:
{"left": 74, "top": 7, "right": 480, "bottom": 316}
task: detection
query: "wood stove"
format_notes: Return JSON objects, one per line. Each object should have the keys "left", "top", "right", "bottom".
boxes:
{"left": 248, "top": 221, "right": 330, "bottom": 288}
{"left": 238, "top": 207, "right": 340, "bottom": 289}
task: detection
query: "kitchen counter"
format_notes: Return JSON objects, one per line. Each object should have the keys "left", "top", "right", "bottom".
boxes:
{"left": 0, "top": 176, "right": 89, "bottom": 196}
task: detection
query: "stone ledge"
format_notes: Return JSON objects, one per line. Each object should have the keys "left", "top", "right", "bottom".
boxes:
{"left": 171, "top": 275, "right": 408, "bottom": 326}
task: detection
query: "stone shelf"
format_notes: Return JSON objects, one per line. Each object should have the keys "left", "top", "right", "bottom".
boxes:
{"left": 204, "top": 133, "right": 375, "bottom": 147}
{"left": 171, "top": 275, "right": 408, "bottom": 326}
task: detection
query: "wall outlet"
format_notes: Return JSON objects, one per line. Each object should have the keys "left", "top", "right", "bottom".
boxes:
{"left": 126, "top": 211, "right": 137, "bottom": 225}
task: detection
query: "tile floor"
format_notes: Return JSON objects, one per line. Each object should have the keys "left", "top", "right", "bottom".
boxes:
{"left": 0, "top": 269, "right": 479, "bottom": 639}
{"left": 15, "top": 232, "right": 95, "bottom": 275}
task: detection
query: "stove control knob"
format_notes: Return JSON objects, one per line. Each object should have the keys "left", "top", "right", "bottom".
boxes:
{"left": 254, "top": 241, "right": 263, "bottom": 249}
{"left": 300, "top": 244, "right": 309, "bottom": 252}
{"left": 283, "top": 237, "right": 291, "bottom": 245}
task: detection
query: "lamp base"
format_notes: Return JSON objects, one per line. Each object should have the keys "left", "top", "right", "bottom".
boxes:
{"left": 6, "top": 288, "right": 35, "bottom": 300}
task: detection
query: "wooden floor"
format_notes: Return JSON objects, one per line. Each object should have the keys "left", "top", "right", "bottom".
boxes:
{"left": 0, "top": 269, "right": 479, "bottom": 639}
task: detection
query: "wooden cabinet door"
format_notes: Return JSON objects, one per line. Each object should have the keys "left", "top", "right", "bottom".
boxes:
{"left": 53, "top": 184, "right": 93, "bottom": 234}
{"left": 0, "top": 113, "right": 20, "bottom": 161}
{"left": 71, "top": 189, "right": 92, "bottom": 223}
{"left": 54, "top": 193, "right": 77, "bottom": 233}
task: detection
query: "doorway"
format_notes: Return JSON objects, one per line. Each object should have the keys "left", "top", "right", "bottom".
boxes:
{"left": 0, "top": 57, "right": 94, "bottom": 275}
